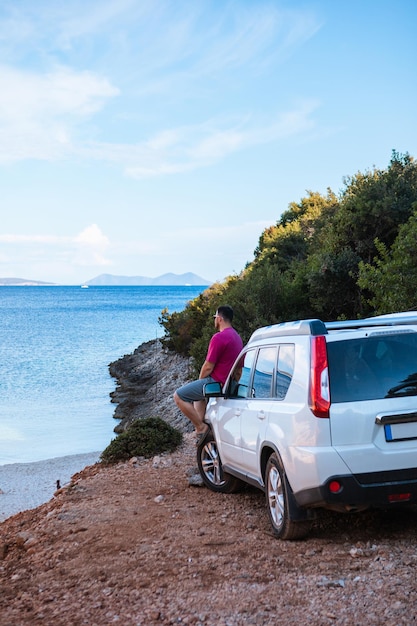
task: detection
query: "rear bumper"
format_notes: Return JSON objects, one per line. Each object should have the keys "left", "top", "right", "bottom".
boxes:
{"left": 295, "top": 466, "right": 417, "bottom": 511}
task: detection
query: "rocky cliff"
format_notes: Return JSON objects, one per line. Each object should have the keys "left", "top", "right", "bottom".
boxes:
{"left": 108, "top": 338, "right": 194, "bottom": 435}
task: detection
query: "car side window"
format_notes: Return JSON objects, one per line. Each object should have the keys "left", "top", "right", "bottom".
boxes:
{"left": 276, "top": 344, "right": 295, "bottom": 399}
{"left": 252, "top": 347, "right": 277, "bottom": 399}
{"left": 227, "top": 349, "right": 255, "bottom": 398}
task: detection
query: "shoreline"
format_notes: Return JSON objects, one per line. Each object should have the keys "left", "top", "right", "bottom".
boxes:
{"left": 0, "top": 339, "right": 191, "bottom": 524}
{"left": 0, "top": 451, "right": 101, "bottom": 522}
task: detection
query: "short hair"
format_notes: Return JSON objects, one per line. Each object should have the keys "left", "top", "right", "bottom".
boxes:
{"left": 217, "top": 305, "right": 234, "bottom": 323}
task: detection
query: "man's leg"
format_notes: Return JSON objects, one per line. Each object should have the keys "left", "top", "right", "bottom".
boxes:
{"left": 194, "top": 399, "right": 207, "bottom": 424}
{"left": 173, "top": 378, "right": 211, "bottom": 435}
{"left": 174, "top": 392, "right": 208, "bottom": 434}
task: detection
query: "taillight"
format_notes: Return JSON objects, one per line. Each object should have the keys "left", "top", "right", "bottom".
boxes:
{"left": 310, "top": 335, "right": 330, "bottom": 418}
{"left": 328, "top": 480, "right": 342, "bottom": 494}
{"left": 388, "top": 493, "right": 411, "bottom": 503}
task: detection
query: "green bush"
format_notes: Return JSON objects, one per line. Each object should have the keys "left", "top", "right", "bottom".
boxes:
{"left": 100, "top": 416, "right": 183, "bottom": 464}
{"left": 159, "top": 152, "right": 417, "bottom": 356}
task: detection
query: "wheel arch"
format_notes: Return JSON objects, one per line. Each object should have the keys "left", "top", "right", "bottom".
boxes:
{"left": 260, "top": 442, "right": 282, "bottom": 485}
{"left": 261, "top": 442, "right": 310, "bottom": 523}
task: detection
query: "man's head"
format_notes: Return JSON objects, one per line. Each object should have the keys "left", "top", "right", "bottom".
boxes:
{"left": 214, "top": 305, "right": 234, "bottom": 329}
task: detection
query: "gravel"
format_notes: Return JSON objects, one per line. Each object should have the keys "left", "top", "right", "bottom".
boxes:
{"left": 1, "top": 435, "right": 417, "bottom": 625}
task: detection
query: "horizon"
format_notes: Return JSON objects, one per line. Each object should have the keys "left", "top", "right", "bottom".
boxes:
{"left": 0, "top": 270, "right": 213, "bottom": 287}
{"left": 1, "top": 1, "right": 416, "bottom": 285}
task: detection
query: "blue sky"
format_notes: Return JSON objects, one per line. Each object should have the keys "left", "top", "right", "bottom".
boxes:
{"left": 0, "top": 0, "right": 416, "bottom": 285}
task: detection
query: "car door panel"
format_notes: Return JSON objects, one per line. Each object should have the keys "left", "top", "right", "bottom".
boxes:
{"left": 239, "top": 347, "right": 277, "bottom": 477}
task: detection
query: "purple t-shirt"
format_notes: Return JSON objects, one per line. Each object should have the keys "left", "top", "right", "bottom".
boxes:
{"left": 206, "top": 327, "right": 243, "bottom": 385}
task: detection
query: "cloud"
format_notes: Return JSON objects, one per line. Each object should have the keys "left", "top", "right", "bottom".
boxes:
{"left": 125, "top": 3, "right": 321, "bottom": 94}
{"left": 73, "top": 100, "right": 318, "bottom": 180}
{"left": 0, "top": 65, "right": 119, "bottom": 162}
{"left": 0, "top": 233, "right": 64, "bottom": 243}
{"left": 120, "top": 102, "right": 318, "bottom": 179}
{"left": 0, "top": 71, "right": 317, "bottom": 174}
{"left": 0, "top": 220, "right": 272, "bottom": 283}
{"left": 112, "top": 220, "right": 270, "bottom": 264}
{"left": 73, "top": 224, "right": 111, "bottom": 266}
{"left": 101, "top": 219, "right": 272, "bottom": 283}
{"left": 74, "top": 224, "right": 109, "bottom": 247}
{"left": 0, "top": 2, "right": 321, "bottom": 171}
{"left": 56, "top": 0, "right": 140, "bottom": 49}
{"left": 0, "top": 224, "right": 112, "bottom": 269}
{"left": 0, "top": 64, "right": 318, "bottom": 173}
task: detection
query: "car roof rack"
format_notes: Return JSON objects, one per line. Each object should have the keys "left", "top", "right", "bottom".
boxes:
{"left": 248, "top": 312, "right": 417, "bottom": 343}
{"left": 326, "top": 312, "right": 417, "bottom": 331}
{"left": 248, "top": 319, "right": 327, "bottom": 342}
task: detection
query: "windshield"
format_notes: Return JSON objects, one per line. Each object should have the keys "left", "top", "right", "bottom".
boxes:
{"left": 327, "top": 331, "right": 417, "bottom": 403}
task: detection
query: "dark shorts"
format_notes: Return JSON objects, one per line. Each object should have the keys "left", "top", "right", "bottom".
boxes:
{"left": 176, "top": 377, "right": 215, "bottom": 402}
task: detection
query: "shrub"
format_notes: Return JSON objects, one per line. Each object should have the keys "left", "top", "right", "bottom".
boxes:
{"left": 100, "top": 416, "right": 183, "bottom": 464}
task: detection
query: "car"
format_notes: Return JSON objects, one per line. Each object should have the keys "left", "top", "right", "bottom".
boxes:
{"left": 197, "top": 313, "right": 417, "bottom": 539}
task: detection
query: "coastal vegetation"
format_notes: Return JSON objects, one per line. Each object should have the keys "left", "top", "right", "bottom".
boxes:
{"left": 100, "top": 416, "right": 183, "bottom": 464}
{"left": 160, "top": 151, "right": 417, "bottom": 372}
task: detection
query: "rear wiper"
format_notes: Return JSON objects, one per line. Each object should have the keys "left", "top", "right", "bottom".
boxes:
{"left": 386, "top": 381, "right": 417, "bottom": 397}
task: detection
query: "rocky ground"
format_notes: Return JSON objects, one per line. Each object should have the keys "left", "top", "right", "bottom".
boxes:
{"left": 108, "top": 339, "right": 195, "bottom": 434}
{"left": 1, "top": 340, "right": 417, "bottom": 625}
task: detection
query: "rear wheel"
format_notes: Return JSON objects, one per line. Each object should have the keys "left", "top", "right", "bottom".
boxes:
{"left": 265, "top": 453, "right": 311, "bottom": 540}
{"left": 197, "top": 432, "right": 242, "bottom": 493}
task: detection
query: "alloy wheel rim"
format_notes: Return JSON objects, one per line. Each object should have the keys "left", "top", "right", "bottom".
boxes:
{"left": 201, "top": 441, "right": 225, "bottom": 486}
{"left": 267, "top": 465, "right": 284, "bottom": 529}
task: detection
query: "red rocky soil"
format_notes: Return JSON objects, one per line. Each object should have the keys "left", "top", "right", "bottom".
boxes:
{"left": 1, "top": 434, "right": 417, "bottom": 626}
{"left": 1, "top": 340, "right": 417, "bottom": 625}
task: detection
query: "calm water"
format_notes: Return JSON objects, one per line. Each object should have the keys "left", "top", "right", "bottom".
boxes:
{"left": 0, "top": 286, "right": 204, "bottom": 465}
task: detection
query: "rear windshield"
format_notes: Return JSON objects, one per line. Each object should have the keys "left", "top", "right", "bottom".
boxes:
{"left": 327, "top": 331, "right": 417, "bottom": 403}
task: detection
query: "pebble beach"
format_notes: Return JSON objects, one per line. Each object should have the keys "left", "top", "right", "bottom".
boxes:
{"left": 0, "top": 452, "right": 101, "bottom": 522}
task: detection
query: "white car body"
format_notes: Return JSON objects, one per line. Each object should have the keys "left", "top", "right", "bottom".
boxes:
{"left": 203, "top": 314, "right": 417, "bottom": 516}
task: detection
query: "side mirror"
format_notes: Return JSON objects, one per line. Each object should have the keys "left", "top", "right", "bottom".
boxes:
{"left": 236, "top": 384, "right": 249, "bottom": 398}
{"left": 203, "top": 381, "right": 224, "bottom": 397}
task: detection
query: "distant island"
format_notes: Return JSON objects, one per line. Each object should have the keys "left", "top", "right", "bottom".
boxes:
{"left": 84, "top": 273, "right": 212, "bottom": 286}
{"left": 0, "top": 273, "right": 212, "bottom": 287}
{"left": 0, "top": 277, "right": 56, "bottom": 286}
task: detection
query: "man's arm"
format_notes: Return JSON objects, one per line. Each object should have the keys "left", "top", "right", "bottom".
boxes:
{"left": 199, "top": 360, "right": 215, "bottom": 379}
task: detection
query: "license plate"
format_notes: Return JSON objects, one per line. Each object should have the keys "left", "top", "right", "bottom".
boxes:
{"left": 385, "top": 422, "right": 417, "bottom": 442}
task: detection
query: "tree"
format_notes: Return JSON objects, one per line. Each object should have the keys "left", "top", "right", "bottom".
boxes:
{"left": 306, "top": 247, "right": 365, "bottom": 319}
{"left": 303, "top": 152, "right": 417, "bottom": 318}
{"left": 254, "top": 190, "right": 338, "bottom": 268}
{"left": 160, "top": 152, "right": 417, "bottom": 365}
{"left": 358, "top": 203, "right": 417, "bottom": 313}
{"left": 328, "top": 151, "right": 417, "bottom": 263}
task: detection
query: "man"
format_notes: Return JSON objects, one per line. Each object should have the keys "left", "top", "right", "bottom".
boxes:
{"left": 174, "top": 305, "right": 243, "bottom": 445}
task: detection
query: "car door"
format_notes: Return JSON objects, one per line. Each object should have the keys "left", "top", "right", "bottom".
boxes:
{"left": 239, "top": 346, "right": 277, "bottom": 478}
{"left": 212, "top": 348, "right": 256, "bottom": 468}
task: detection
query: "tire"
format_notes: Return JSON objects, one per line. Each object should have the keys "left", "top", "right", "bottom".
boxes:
{"left": 197, "top": 432, "right": 242, "bottom": 493}
{"left": 265, "top": 453, "right": 312, "bottom": 540}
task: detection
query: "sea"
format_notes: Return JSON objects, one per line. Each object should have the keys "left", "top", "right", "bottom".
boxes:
{"left": 0, "top": 285, "right": 205, "bottom": 466}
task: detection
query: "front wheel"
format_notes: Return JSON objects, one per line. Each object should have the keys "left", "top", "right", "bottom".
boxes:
{"left": 265, "top": 453, "right": 311, "bottom": 540}
{"left": 197, "top": 432, "right": 242, "bottom": 493}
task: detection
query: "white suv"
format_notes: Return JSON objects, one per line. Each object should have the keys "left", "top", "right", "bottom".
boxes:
{"left": 197, "top": 313, "right": 417, "bottom": 539}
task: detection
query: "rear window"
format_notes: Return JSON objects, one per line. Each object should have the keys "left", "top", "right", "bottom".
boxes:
{"left": 327, "top": 331, "right": 417, "bottom": 403}
{"left": 225, "top": 344, "right": 295, "bottom": 400}
{"left": 252, "top": 347, "right": 277, "bottom": 399}
{"left": 276, "top": 344, "right": 294, "bottom": 399}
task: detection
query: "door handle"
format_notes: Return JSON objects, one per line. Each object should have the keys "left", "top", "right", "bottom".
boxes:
{"left": 257, "top": 411, "right": 266, "bottom": 420}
